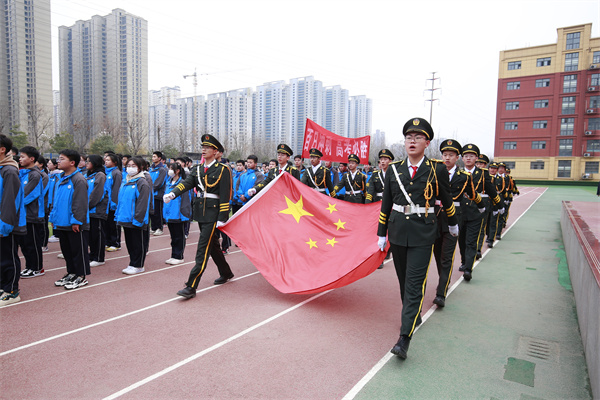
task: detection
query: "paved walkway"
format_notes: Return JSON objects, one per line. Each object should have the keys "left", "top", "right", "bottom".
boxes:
{"left": 352, "top": 186, "right": 597, "bottom": 399}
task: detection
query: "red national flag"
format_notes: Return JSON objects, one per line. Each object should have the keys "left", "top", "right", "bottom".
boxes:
{"left": 220, "top": 172, "right": 388, "bottom": 294}
{"left": 302, "top": 118, "right": 371, "bottom": 163}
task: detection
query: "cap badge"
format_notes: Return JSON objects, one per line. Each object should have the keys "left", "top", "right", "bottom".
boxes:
{"left": 448, "top": 140, "right": 453, "bottom": 145}
{"left": 413, "top": 119, "right": 420, "bottom": 126}
{"left": 205, "top": 135, "right": 209, "bottom": 140}
{"left": 468, "top": 145, "right": 473, "bottom": 149}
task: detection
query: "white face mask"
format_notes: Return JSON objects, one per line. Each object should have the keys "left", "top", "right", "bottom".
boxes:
{"left": 127, "top": 167, "right": 138, "bottom": 176}
{"left": 167, "top": 170, "right": 175, "bottom": 177}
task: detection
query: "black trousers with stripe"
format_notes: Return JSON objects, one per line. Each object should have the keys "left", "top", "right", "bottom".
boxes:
{"left": 186, "top": 222, "right": 232, "bottom": 289}
{"left": 18, "top": 222, "right": 44, "bottom": 272}
{"left": 0, "top": 234, "right": 21, "bottom": 293}
{"left": 433, "top": 230, "right": 458, "bottom": 298}
{"left": 57, "top": 229, "right": 90, "bottom": 277}
{"left": 89, "top": 218, "right": 106, "bottom": 262}
{"left": 168, "top": 222, "right": 186, "bottom": 260}
{"left": 106, "top": 209, "right": 121, "bottom": 248}
{"left": 459, "top": 213, "right": 485, "bottom": 273}
{"left": 150, "top": 199, "right": 164, "bottom": 231}
{"left": 123, "top": 227, "right": 146, "bottom": 268}
{"left": 389, "top": 243, "right": 433, "bottom": 338}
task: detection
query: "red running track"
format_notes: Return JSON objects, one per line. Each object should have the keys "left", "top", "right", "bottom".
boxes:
{"left": 0, "top": 187, "right": 546, "bottom": 399}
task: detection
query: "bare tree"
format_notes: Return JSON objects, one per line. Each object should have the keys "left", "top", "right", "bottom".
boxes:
{"left": 125, "top": 111, "right": 149, "bottom": 155}
{"left": 22, "top": 99, "right": 53, "bottom": 149}
{"left": 0, "top": 103, "right": 11, "bottom": 135}
{"left": 99, "top": 116, "right": 122, "bottom": 147}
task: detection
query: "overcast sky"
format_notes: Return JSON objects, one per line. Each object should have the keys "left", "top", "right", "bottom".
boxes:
{"left": 49, "top": 0, "right": 600, "bottom": 156}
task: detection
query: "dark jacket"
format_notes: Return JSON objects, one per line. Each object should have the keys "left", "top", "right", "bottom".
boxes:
{"left": 0, "top": 162, "right": 26, "bottom": 236}
{"left": 49, "top": 170, "right": 90, "bottom": 231}
{"left": 301, "top": 164, "right": 334, "bottom": 194}
{"left": 253, "top": 164, "right": 300, "bottom": 194}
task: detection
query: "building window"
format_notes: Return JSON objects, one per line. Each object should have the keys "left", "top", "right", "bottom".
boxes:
{"left": 588, "top": 140, "right": 600, "bottom": 152}
{"left": 504, "top": 162, "right": 515, "bottom": 170}
{"left": 589, "top": 96, "right": 600, "bottom": 109}
{"left": 561, "top": 97, "right": 576, "bottom": 114}
{"left": 534, "top": 99, "right": 549, "bottom": 108}
{"left": 562, "top": 75, "right": 577, "bottom": 93}
{"left": 507, "top": 81, "right": 520, "bottom": 90}
{"left": 560, "top": 118, "right": 575, "bottom": 135}
{"left": 532, "top": 141, "right": 546, "bottom": 149}
{"left": 594, "top": 52, "right": 600, "bottom": 64}
{"left": 589, "top": 118, "right": 600, "bottom": 131}
{"left": 535, "top": 78, "right": 551, "bottom": 88}
{"left": 506, "top": 101, "right": 520, "bottom": 110}
{"left": 536, "top": 57, "right": 551, "bottom": 67}
{"left": 566, "top": 32, "right": 581, "bottom": 50}
{"left": 559, "top": 139, "right": 573, "bottom": 156}
{"left": 504, "top": 121, "right": 518, "bottom": 130}
{"left": 591, "top": 74, "right": 600, "bottom": 87}
{"left": 508, "top": 61, "right": 521, "bottom": 70}
{"left": 533, "top": 120, "right": 548, "bottom": 129}
{"left": 530, "top": 161, "right": 545, "bottom": 170}
{"left": 557, "top": 160, "right": 572, "bottom": 178}
{"left": 565, "top": 53, "right": 579, "bottom": 72}
{"left": 503, "top": 141, "right": 517, "bottom": 150}
{"left": 585, "top": 161, "right": 600, "bottom": 173}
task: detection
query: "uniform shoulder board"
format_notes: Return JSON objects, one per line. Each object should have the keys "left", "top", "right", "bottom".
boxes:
{"left": 391, "top": 160, "right": 403, "bottom": 165}
{"left": 290, "top": 166, "right": 297, "bottom": 170}
{"left": 430, "top": 159, "right": 443, "bottom": 163}
{"left": 481, "top": 167, "right": 488, "bottom": 171}
{"left": 372, "top": 169, "right": 380, "bottom": 173}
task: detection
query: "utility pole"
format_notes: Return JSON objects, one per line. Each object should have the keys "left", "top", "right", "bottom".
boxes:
{"left": 183, "top": 68, "right": 199, "bottom": 152}
{"left": 425, "top": 72, "right": 440, "bottom": 124}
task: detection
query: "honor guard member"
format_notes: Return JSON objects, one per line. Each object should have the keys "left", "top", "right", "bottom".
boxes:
{"left": 474, "top": 154, "right": 491, "bottom": 259}
{"left": 247, "top": 144, "right": 300, "bottom": 197}
{"left": 164, "top": 134, "right": 234, "bottom": 299}
{"left": 485, "top": 162, "right": 504, "bottom": 246}
{"left": 458, "top": 145, "right": 501, "bottom": 281}
{"left": 491, "top": 162, "right": 509, "bottom": 240}
{"left": 330, "top": 154, "right": 367, "bottom": 203}
{"left": 365, "top": 149, "right": 394, "bottom": 204}
{"left": 301, "top": 148, "right": 334, "bottom": 195}
{"left": 497, "top": 162, "right": 513, "bottom": 230}
{"left": 377, "top": 118, "right": 459, "bottom": 359}
{"left": 432, "top": 139, "right": 484, "bottom": 308}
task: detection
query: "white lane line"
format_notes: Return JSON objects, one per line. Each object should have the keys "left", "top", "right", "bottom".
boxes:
{"left": 342, "top": 187, "right": 548, "bottom": 400}
{"left": 4, "top": 249, "right": 243, "bottom": 307}
{"left": 103, "top": 290, "right": 332, "bottom": 400}
{"left": 0, "top": 271, "right": 261, "bottom": 357}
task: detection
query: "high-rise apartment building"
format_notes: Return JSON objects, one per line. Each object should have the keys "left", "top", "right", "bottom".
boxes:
{"left": 348, "top": 95, "right": 372, "bottom": 139}
{"left": 287, "top": 76, "right": 323, "bottom": 154}
{"left": 253, "top": 80, "right": 287, "bottom": 145}
{"left": 495, "top": 23, "right": 600, "bottom": 181}
{"left": 53, "top": 89, "right": 60, "bottom": 136}
{"left": 59, "top": 8, "right": 148, "bottom": 148}
{"left": 322, "top": 85, "right": 349, "bottom": 138}
{"left": 0, "top": 0, "right": 53, "bottom": 145}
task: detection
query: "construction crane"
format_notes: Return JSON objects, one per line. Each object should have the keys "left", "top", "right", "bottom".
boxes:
{"left": 183, "top": 68, "right": 250, "bottom": 152}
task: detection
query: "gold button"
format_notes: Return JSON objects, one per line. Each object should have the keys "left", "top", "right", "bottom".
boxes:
{"left": 406, "top": 216, "right": 409, "bottom": 219}
{"left": 409, "top": 193, "right": 412, "bottom": 196}
{"left": 409, "top": 182, "right": 413, "bottom": 185}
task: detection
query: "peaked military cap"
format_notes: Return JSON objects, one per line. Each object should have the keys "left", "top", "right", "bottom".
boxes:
{"left": 348, "top": 153, "right": 360, "bottom": 163}
{"left": 498, "top": 162, "right": 506, "bottom": 168}
{"left": 477, "top": 154, "right": 490, "bottom": 164}
{"left": 201, "top": 134, "right": 223, "bottom": 151}
{"left": 439, "top": 139, "right": 462, "bottom": 155}
{"left": 309, "top": 148, "right": 323, "bottom": 158}
{"left": 277, "top": 144, "right": 293, "bottom": 156}
{"left": 378, "top": 149, "right": 394, "bottom": 160}
{"left": 489, "top": 162, "right": 499, "bottom": 169}
{"left": 403, "top": 117, "right": 434, "bottom": 140}
{"left": 462, "top": 143, "right": 480, "bottom": 157}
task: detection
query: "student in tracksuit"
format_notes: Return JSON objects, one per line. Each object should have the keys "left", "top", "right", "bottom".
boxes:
{"left": 46, "top": 158, "right": 61, "bottom": 243}
{"left": 85, "top": 155, "right": 108, "bottom": 267}
{"left": 163, "top": 163, "right": 191, "bottom": 265}
{"left": 0, "top": 134, "right": 26, "bottom": 306}
{"left": 116, "top": 156, "right": 151, "bottom": 275}
{"left": 104, "top": 153, "right": 122, "bottom": 252}
{"left": 50, "top": 149, "right": 91, "bottom": 290}
{"left": 35, "top": 156, "right": 50, "bottom": 252}
{"left": 149, "top": 151, "right": 167, "bottom": 235}
{"left": 18, "top": 146, "right": 45, "bottom": 278}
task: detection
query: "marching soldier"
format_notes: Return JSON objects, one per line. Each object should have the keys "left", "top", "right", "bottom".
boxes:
{"left": 247, "top": 144, "right": 300, "bottom": 197}
{"left": 432, "top": 139, "right": 484, "bottom": 308}
{"left": 301, "top": 148, "right": 334, "bottom": 194}
{"left": 475, "top": 154, "right": 491, "bottom": 259}
{"left": 330, "top": 154, "right": 367, "bottom": 203}
{"left": 458, "top": 145, "right": 501, "bottom": 281}
{"left": 377, "top": 118, "right": 459, "bottom": 360}
{"left": 486, "top": 162, "right": 506, "bottom": 246}
{"left": 365, "top": 149, "right": 394, "bottom": 204}
{"left": 164, "top": 134, "right": 234, "bottom": 299}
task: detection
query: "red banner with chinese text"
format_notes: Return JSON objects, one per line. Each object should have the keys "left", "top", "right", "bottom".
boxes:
{"left": 301, "top": 119, "right": 371, "bottom": 163}
{"left": 220, "top": 172, "right": 388, "bottom": 294}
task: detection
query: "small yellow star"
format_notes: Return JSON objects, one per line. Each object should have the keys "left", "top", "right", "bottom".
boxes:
{"left": 306, "top": 238, "right": 318, "bottom": 249}
{"left": 333, "top": 219, "right": 346, "bottom": 230}
{"left": 326, "top": 203, "right": 338, "bottom": 213}
{"left": 278, "top": 195, "right": 314, "bottom": 223}
{"left": 326, "top": 237, "right": 338, "bottom": 247}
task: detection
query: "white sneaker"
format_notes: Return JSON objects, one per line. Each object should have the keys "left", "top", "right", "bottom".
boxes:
{"left": 153, "top": 229, "right": 163, "bottom": 236}
{"left": 64, "top": 276, "right": 88, "bottom": 290}
{"left": 57, "top": 253, "right": 64, "bottom": 259}
{"left": 90, "top": 261, "right": 105, "bottom": 267}
{"left": 0, "top": 291, "right": 21, "bottom": 307}
{"left": 48, "top": 235, "right": 60, "bottom": 243}
{"left": 169, "top": 259, "right": 184, "bottom": 265}
{"left": 165, "top": 258, "right": 174, "bottom": 264}
{"left": 123, "top": 266, "right": 145, "bottom": 275}
{"left": 41, "top": 246, "right": 49, "bottom": 252}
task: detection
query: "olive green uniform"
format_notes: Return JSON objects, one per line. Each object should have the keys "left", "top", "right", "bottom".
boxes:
{"left": 330, "top": 170, "right": 367, "bottom": 203}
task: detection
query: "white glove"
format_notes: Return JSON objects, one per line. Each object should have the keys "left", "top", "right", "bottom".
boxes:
{"left": 449, "top": 225, "right": 459, "bottom": 237}
{"left": 216, "top": 221, "right": 225, "bottom": 228}
{"left": 478, "top": 207, "right": 486, "bottom": 213}
{"left": 499, "top": 208, "right": 505, "bottom": 215}
{"left": 163, "top": 192, "right": 176, "bottom": 204}
{"left": 247, "top": 188, "right": 257, "bottom": 197}
{"left": 377, "top": 236, "right": 387, "bottom": 251}
{"left": 504, "top": 200, "right": 510, "bottom": 205}
{"left": 493, "top": 210, "right": 498, "bottom": 216}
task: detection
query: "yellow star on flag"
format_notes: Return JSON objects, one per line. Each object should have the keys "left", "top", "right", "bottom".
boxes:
{"left": 333, "top": 219, "right": 346, "bottom": 230}
{"left": 326, "top": 237, "right": 338, "bottom": 247}
{"left": 278, "top": 195, "right": 314, "bottom": 223}
{"left": 306, "top": 238, "right": 318, "bottom": 249}
{"left": 326, "top": 203, "right": 338, "bottom": 213}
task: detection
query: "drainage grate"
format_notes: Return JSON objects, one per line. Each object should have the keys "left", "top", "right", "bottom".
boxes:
{"left": 516, "top": 336, "right": 560, "bottom": 363}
